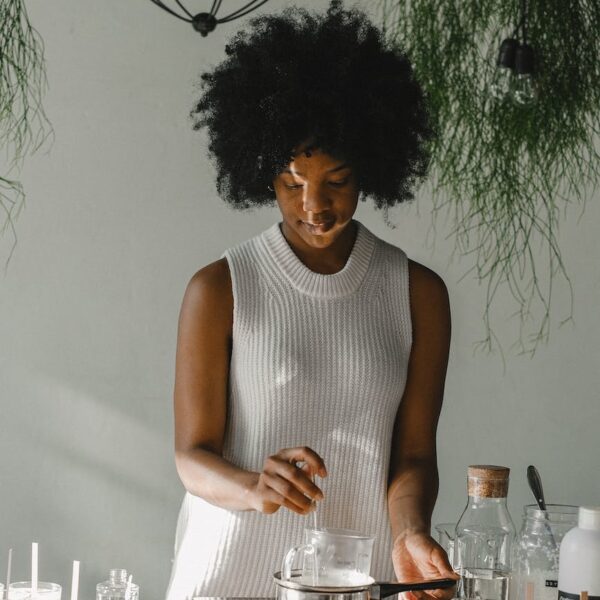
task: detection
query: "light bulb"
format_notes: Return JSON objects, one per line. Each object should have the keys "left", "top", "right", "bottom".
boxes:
{"left": 489, "top": 38, "right": 518, "bottom": 100}
{"left": 513, "top": 73, "right": 536, "bottom": 104}
{"left": 490, "top": 67, "right": 514, "bottom": 99}
{"left": 512, "top": 43, "right": 536, "bottom": 104}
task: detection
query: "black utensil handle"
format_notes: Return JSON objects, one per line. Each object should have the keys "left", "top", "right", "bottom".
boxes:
{"left": 527, "top": 465, "right": 547, "bottom": 510}
{"left": 376, "top": 578, "right": 457, "bottom": 599}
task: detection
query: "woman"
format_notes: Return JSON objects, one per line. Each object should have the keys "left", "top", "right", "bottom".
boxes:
{"left": 166, "top": 2, "right": 457, "bottom": 599}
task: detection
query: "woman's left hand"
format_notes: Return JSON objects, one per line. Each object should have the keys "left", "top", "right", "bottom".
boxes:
{"left": 391, "top": 531, "right": 459, "bottom": 600}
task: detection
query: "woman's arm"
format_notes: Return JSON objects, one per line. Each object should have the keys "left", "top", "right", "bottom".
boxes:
{"left": 174, "top": 258, "right": 325, "bottom": 514}
{"left": 388, "top": 260, "right": 457, "bottom": 587}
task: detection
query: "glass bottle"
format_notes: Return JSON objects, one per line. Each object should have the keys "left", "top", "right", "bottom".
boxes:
{"left": 96, "top": 568, "right": 140, "bottom": 600}
{"left": 511, "top": 504, "right": 578, "bottom": 600}
{"left": 454, "top": 465, "right": 516, "bottom": 600}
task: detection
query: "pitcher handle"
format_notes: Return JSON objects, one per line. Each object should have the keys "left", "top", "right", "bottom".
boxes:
{"left": 282, "top": 544, "right": 314, "bottom": 581}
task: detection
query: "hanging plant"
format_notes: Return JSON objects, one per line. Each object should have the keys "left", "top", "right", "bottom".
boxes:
{"left": 0, "top": 0, "right": 52, "bottom": 264}
{"left": 379, "top": 0, "right": 600, "bottom": 354}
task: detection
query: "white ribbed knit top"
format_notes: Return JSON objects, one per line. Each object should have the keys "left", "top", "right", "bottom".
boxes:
{"left": 166, "top": 220, "right": 412, "bottom": 600}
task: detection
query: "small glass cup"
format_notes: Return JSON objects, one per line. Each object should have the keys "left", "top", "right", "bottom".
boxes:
{"left": 282, "top": 527, "right": 374, "bottom": 587}
{"left": 9, "top": 582, "right": 62, "bottom": 600}
{"left": 434, "top": 522, "right": 456, "bottom": 566}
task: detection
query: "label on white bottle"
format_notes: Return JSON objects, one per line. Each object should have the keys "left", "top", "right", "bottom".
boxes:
{"left": 558, "top": 592, "right": 600, "bottom": 600}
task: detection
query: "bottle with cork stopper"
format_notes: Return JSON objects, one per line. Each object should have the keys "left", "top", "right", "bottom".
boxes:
{"left": 454, "top": 465, "right": 516, "bottom": 600}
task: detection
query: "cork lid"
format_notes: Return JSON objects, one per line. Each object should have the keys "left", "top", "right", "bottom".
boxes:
{"left": 468, "top": 465, "right": 510, "bottom": 479}
{"left": 467, "top": 465, "right": 510, "bottom": 498}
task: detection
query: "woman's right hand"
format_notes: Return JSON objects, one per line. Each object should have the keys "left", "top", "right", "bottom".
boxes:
{"left": 250, "top": 446, "right": 327, "bottom": 515}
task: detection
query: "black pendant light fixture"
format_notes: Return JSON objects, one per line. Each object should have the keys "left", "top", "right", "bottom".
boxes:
{"left": 148, "top": 0, "right": 271, "bottom": 37}
{"left": 489, "top": 0, "right": 536, "bottom": 103}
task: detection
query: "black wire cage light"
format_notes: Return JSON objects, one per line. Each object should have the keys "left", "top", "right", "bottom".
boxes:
{"left": 148, "top": 0, "right": 271, "bottom": 36}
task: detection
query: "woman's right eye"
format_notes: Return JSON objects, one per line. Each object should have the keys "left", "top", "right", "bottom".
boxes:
{"left": 285, "top": 184, "right": 303, "bottom": 190}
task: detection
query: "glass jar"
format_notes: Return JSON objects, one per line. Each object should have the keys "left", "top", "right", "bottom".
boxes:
{"left": 455, "top": 465, "right": 515, "bottom": 600}
{"left": 96, "top": 568, "right": 139, "bottom": 600}
{"left": 511, "top": 505, "right": 578, "bottom": 600}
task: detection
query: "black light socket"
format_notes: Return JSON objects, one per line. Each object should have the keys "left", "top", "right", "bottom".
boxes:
{"left": 192, "top": 13, "right": 217, "bottom": 37}
{"left": 496, "top": 38, "right": 519, "bottom": 69}
{"left": 515, "top": 43, "right": 535, "bottom": 75}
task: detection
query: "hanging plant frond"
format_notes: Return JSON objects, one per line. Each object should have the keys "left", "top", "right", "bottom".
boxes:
{"left": 379, "top": 0, "right": 600, "bottom": 354}
{"left": 0, "top": 0, "right": 52, "bottom": 265}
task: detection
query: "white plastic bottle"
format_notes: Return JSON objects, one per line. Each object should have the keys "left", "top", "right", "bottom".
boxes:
{"left": 558, "top": 506, "right": 600, "bottom": 600}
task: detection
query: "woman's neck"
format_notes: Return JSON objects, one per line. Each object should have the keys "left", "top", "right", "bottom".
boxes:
{"left": 280, "top": 220, "right": 358, "bottom": 274}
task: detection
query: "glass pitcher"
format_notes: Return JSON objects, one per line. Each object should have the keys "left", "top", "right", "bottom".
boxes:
{"left": 510, "top": 504, "right": 578, "bottom": 600}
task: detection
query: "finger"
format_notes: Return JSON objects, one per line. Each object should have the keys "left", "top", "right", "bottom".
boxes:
{"left": 264, "top": 456, "right": 324, "bottom": 500}
{"left": 431, "top": 547, "right": 459, "bottom": 579}
{"left": 278, "top": 461, "right": 324, "bottom": 500}
{"left": 277, "top": 446, "right": 327, "bottom": 477}
{"left": 424, "top": 586, "right": 456, "bottom": 600}
{"left": 261, "top": 487, "right": 307, "bottom": 516}
{"left": 263, "top": 472, "right": 314, "bottom": 513}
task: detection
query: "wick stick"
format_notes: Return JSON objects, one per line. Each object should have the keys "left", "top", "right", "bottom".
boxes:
{"left": 5, "top": 549, "right": 12, "bottom": 600}
{"left": 31, "top": 543, "right": 38, "bottom": 595}
{"left": 70, "top": 561, "right": 80, "bottom": 600}
{"left": 525, "top": 581, "right": 534, "bottom": 600}
{"left": 581, "top": 592, "right": 588, "bottom": 600}
{"left": 124, "top": 574, "right": 133, "bottom": 600}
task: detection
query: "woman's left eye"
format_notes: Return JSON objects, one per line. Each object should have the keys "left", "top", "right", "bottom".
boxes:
{"left": 284, "top": 179, "right": 348, "bottom": 189}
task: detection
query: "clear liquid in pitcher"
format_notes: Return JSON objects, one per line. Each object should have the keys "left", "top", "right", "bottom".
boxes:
{"left": 458, "top": 568, "right": 510, "bottom": 600}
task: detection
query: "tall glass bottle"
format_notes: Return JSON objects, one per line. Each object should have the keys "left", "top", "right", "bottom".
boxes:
{"left": 454, "top": 465, "right": 516, "bottom": 600}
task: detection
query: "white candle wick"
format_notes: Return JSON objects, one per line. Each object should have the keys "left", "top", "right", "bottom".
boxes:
{"left": 5, "top": 548, "right": 12, "bottom": 600}
{"left": 70, "top": 561, "right": 80, "bottom": 600}
{"left": 125, "top": 574, "right": 133, "bottom": 600}
{"left": 31, "top": 543, "right": 38, "bottom": 595}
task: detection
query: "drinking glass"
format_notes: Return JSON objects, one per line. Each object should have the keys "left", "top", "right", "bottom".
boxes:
{"left": 282, "top": 527, "right": 374, "bottom": 587}
{"left": 9, "top": 582, "right": 61, "bottom": 600}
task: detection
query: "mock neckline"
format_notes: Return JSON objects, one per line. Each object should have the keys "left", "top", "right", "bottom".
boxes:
{"left": 261, "top": 220, "right": 376, "bottom": 298}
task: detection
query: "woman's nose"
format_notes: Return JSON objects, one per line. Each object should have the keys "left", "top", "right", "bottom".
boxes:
{"left": 302, "top": 186, "right": 331, "bottom": 214}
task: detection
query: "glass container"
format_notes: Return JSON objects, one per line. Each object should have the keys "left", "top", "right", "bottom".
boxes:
{"left": 8, "top": 582, "right": 61, "bottom": 600}
{"left": 455, "top": 465, "right": 515, "bottom": 600}
{"left": 511, "top": 504, "right": 578, "bottom": 600}
{"left": 434, "top": 523, "right": 456, "bottom": 566}
{"left": 96, "top": 569, "right": 139, "bottom": 600}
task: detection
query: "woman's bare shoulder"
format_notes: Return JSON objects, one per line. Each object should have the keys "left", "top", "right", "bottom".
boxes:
{"left": 187, "top": 258, "right": 232, "bottom": 296}
{"left": 407, "top": 259, "right": 450, "bottom": 330}
{"left": 408, "top": 259, "right": 448, "bottom": 302}
{"left": 181, "top": 258, "right": 233, "bottom": 335}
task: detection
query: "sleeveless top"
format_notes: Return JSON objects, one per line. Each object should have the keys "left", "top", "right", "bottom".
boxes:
{"left": 166, "top": 220, "right": 412, "bottom": 600}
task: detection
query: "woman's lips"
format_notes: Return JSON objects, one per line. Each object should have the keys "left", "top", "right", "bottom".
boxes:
{"left": 302, "top": 220, "right": 334, "bottom": 234}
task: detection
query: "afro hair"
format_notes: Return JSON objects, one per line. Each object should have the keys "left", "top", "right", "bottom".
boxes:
{"left": 192, "top": 0, "right": 435, "bottom": 210}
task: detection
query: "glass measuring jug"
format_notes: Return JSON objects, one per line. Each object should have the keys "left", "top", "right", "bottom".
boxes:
{"left": 282, "top": 527, "right": 375, "bottom": 587}
{"left": 434, "top": 523, "right": 457, "bottom": 566}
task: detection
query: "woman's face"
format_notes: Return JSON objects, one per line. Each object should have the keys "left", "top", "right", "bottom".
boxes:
{"left": 272, "top": 147, "right": 360, "bottom": 250}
